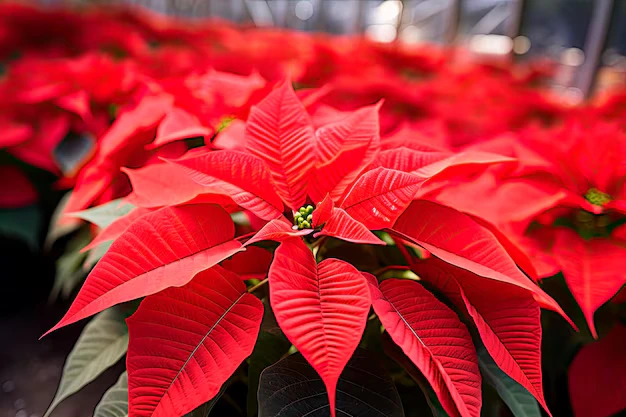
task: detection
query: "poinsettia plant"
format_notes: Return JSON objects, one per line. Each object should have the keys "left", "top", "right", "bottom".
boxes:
{"left": 427, "top": 118, "right": 626, "bottom": 417}
{"left": 41, "top": 81, "right": 571, "bottom": 417}
{"left": 4, "top": 5, "right": 625, "bottom": 417}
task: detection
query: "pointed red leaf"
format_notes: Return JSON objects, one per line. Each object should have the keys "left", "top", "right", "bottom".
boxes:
{"left": 613, "top": 222, "right": 626, "bottom": 242}
{"left": 245, "top": 82, "right": 316, "bottom": 210}
{"left": 190, "top": 69, "right": 266, "bottom": 109}
{"left": 340, "top": 167, "right": 423, "bottom": 229}
{"left": 380, "top": 121, "right": 449, "bottom": 152}
{"left": 309, "top": 104, "right": 351, "bottom": 128}
{"left": 297, "top": 84, "right": 333, "bottom": 109}
{"left": 148, "top": 107, "right": 212, "bottom": 149}
{"left": 127, "top": 266, "right": 263, "bottom": 417}
{"left": 0, "top": 166, "right": 37, "bottom": 208}
{"left": 311, "top": 193, "right": 334, "bottom": 228}
{"left": 63, "top": 163, "right": 116, "bottom": 214}
{"left": 392, "top": 200, "right": 569, "bottom": 321}
{"left": 172, "top": 150, "right": 284, "bottom": 220}
{"left": 56, "top": 90, "right": 91, "bottom": 122}
{"left": 308, "top": 145, "right": 369, "bottom": 203}
{"left": 221, "top": 247, "right": 273, "bottom": 280}
{"left": 429, "top": 172, "right": 575, "bottom": 234}
{"left": 569, "top": 324, "right": 626, "bottom": 417}
{"left": 10, "top": 113, "right": 70, "bottom": 173}
{"left": 606, "top": 199, "right": 626, "bottom": 216}
{"left": 413, "top": 258, "right": 550, "bottom": 414}
{"left": 553, "top": 228, "right": 626, "bottom": 338}
{"left": 414, "top": 151, "right": 515, "bottom": 180}
{"left": 315, "top": 208, "right": 385, "bottom": 245}
{"left": 269, "top": 238, "right": 370, "bottom": 417}
{"left": 312, "top": 104, "right": 381, "bottom": 199}
{"left": 314, "top": 103, "right": 381, "bottom": 164}
{"left": 99, "top": 95, "right": 173, "bottom": 157}
{"left": 245, "top": 218, "right": 310, "bottom": 246}
{"left": 367, "top": 275, "right": 482, "bottom": 417}
{"left": 45, "top": 204, "right": 243, "bottom": 335}
{"left": 82, "top": 207, "right": 154, "bottom": 252}
{"left": 376, "top": 147, "right": 451, "bottom": 173}
{"left": 0, "top": 117, "right": 32, "bottom": 148}
{"left": 468, "top": 212, "right": 541, "bottom": 281}
{"left": 212, "top": 119, "right": 246, "bottom": 151}
{"left": 123, "top": 162, "right": 210, "bottom": 208}
{"left": 413, "top": 151, "right": 517, "bottom": 198}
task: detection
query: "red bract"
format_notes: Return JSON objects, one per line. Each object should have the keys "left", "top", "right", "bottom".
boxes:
{"left": 368, "top": 274, "right": 482, "bottom": 417}
{"left": 269, "top": 238, "right": 370, "bottom": 417}
{"left": 0, "top": 165, "right": 37, "bottom": 208}
{"left": 568, "top": 324, "right": 626, "bottom": 417}
{"left": 45, "top": 204, "right": 243, "bottom": 335}
{"left": 64, "top": 68, "right": 267, "bottom": 214}
{"left": 431, "top": 121, "right": 626, "bottom": 338}
{"left": 10, "top": 6, "right": 625, "bottom": 417}
{"left": 127, "top": 267, "right": 263, "bottom": 417}
{"left": 412, "top": 257, "right": 549, "bottom": 414}
{"left": 45, "top": 81, "right": 561, "bottom": 417}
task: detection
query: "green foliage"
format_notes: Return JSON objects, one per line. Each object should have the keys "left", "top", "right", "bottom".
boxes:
{"left": 0, "top": 205, "right": 41, "bottom": 249}
{"left": 50, "top": 228, "right": 91, "bottom": 301}
{"left": 45, "top": 308, "right": 129, "bottom": 417}
{"left": 68, "top": 199, "right": 134, "bottom": 229}
{"left": 94, "top": 372, "right": 128, "bottom": 417}
{"left": 478, "top": 348, "right": 541, "bottom": 417}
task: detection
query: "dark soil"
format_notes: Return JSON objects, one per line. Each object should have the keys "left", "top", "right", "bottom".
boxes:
{"left": 0, "top": 238, "right": 124, "bottom": 417}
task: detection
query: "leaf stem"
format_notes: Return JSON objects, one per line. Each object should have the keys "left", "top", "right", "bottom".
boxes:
{"left": 396, "top": 243, "right": 415, "bottom": 267}
{"left": 310, "top": 235, "right": 328, "bottom": 249}
{"left": 248, "top": 278, "right": 269, "bottom": 293}
{"left": 236, "top": 231, "right": 256, "bottom": 242}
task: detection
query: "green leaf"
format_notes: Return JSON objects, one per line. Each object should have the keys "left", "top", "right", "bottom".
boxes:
{"left": 0, "top": 205, "right": 41, "bottom": 249}
{"left": 247, "top": 331, "right": 291, "bottom": 417}
{"left": 478, "top": 347, "right": 541, "bottom": 417}
{"left": 50, "top": 229, "right": 92, "bottom": 302}
{"left": 45, "top": 192, "right": 81, "bottom": 249}
{"left": 44, "top": 309, "right": 129, "bottom": 417}
{"left": 94, "top": 372, "right": 128, "bottom": 417}
{"left": 83, "top": 240, "right": 112, "bottom": 270}
{"left": 68, "top": 199, "right": 135, "bottom": 228}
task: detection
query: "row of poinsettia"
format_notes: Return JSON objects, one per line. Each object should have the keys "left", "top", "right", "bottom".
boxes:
{"left": 3, "top": 4, "right": 624, "bottom": 417}
{"left": 46, "top": 81, "right": 568, "bottom": 417}
{"left": 0, "top": 3, "right": 567, "bottom": 209}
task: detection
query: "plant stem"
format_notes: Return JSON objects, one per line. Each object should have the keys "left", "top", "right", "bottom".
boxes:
{"left": 236, "top": 231, "right": 256, "bottom": 241}
{"left": 397, "top": 243, "right": 414, "bottom": 266}
{"left": 310, "top": 235, "right": 327, "bottom": 249}
{"left": 248, "top": 277, "right": 269, "bottom": 293}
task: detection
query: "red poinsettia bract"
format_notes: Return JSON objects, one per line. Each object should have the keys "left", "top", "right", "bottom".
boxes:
{"left": 46, "top": 82, "right": 561, "bottom": 417}
{"left": 432, "top": 121, "right": 626, "bottom": 338}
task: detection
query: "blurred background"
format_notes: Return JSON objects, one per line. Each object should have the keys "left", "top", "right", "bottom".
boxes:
{"left": 1, "top": 1, "right": 625, "bottom": 417}
{"left": 36, "top": 0, "right": 626, "bottom": 98}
